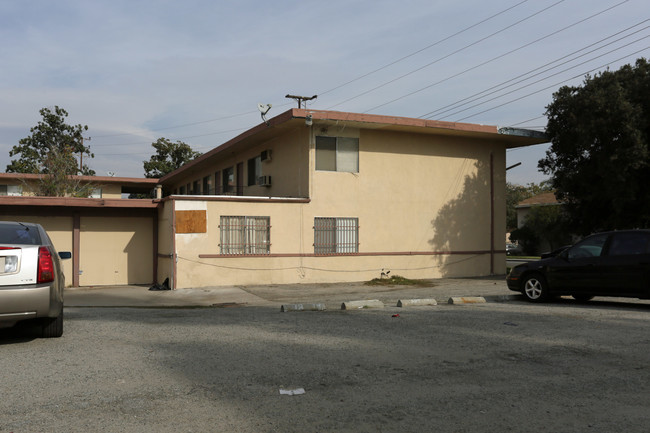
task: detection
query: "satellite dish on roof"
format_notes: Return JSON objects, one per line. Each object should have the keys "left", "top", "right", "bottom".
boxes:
{"left": 258, "top": 103, "right": 272, "bottom": 125}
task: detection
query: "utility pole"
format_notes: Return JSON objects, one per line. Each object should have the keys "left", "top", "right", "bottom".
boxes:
{"left": 285, "top": 94, "right": 317, "bottom": 108}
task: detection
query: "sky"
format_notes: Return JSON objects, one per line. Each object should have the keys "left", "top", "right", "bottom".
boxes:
{"left": 1, "top": 0, "right": 648, "bottom": 185}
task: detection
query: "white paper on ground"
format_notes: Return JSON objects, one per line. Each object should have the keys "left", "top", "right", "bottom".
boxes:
{"left": 279, "top": 388, "right": 305, "bottom": 395}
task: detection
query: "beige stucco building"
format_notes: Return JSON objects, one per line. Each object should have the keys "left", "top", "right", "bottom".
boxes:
{"left": 1, "top": 109, "right": 547, "bottom": 289}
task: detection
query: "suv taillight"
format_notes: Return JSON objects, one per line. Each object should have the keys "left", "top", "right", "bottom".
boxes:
{"left": 37, "top": 246, "right": 55, "bottom": 283}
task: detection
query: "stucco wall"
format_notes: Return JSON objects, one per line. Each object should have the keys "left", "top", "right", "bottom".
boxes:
{"left": 168, "top": 125, "right": 507, "bottom": 288}
{"left": 170, "top": 127, "right": 310, "bottom": 198}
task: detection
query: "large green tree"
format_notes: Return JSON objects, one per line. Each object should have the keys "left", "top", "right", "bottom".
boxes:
{"left": 7, "top": 106, "right": 94, "bottom": 175}
{"left": 539, "top": 58, "right": 650, "bottom": 234}
{"left": 143, "top": 138, "right": 201, "bottom": 178}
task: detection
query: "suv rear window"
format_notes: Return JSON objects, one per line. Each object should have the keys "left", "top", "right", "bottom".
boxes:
{"left": 0, "top": 224, "right": 42, "bottom": 245}
{"left": 608, "top": 232, "right": 650, "bottom": 256}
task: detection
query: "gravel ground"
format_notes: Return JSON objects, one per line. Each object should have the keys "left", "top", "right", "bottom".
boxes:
{"left": 1, "top": 299, "right": 650, "bottom": 432}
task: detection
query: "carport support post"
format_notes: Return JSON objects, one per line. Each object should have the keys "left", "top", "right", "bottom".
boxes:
{"left": 73, "top": 213, "right": 80, "bottom": 287}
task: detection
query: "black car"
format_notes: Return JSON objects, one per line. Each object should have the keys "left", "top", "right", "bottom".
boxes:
{"left": 507, "top": 230, "right": 650, "bottom": 302}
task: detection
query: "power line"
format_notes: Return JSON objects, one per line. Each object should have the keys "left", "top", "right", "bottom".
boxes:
{"left": 364, "top": 0, "right": 630, "bottom": 114}
{"left": 421, "top": 19, "right": 650, "bottom": 119}
{"left": 326, "top": 0, "right": 567, "bottom": 111}
{"left": 454, "top": 46, "right": 650, "bottom": 122}
{"left": 439, "top": 34, "right": 650, "bottom": 120}
{"left": 316, "top": 0, "right": 531, "bottom": 98}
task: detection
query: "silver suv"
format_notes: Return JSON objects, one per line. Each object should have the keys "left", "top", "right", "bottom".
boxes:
{"left": 0, "top": 221, "right": 70, "bottom": 338}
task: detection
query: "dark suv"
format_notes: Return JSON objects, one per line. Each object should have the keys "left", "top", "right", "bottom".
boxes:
{"left": 507, "top": 230, "right": 650, "bottom": 302}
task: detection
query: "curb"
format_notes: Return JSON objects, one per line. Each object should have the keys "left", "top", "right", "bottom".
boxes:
{"left": 341, "top": 299, "right": 384, "bottom": 310}
{"left": 448, "top": 296, "right": 487, "bottom": 305}
{"left": 397, "top": 298, "right": 438, "bottom": 307}
{"left": 280, "top": 303, "right": 327, "bottom": 312}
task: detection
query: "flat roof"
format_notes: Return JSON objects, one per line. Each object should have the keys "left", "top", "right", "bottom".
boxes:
{"left": 160, "top": 108, "right": 549, "bottom": 184}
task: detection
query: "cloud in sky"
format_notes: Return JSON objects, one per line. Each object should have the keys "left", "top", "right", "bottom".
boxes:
{"left": 1, "top": 0, "right": 648, "bottom": 184}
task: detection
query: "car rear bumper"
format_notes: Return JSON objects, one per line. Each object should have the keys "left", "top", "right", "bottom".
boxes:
{"left": 0, "top": 284, "right": 62, "bottom": 323}
{"left": 506, "top": 277, "right": 521, "bottom": 292}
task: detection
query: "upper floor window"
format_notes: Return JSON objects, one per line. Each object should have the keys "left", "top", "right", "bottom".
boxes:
{"left": 316, "top": 136, "right": 359, "bottom": 173}
{"left": 0, "top": 185, "right": 22, "bottom": 196}
{"left": 247, "top": 156, "right": 262, "bottom": 186}
{"left": 223, "top": 167, "right": 235, "bottom": 194}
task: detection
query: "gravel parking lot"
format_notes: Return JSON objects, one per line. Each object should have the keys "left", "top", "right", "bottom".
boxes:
{"left": 1, "top": 298, "right": 649, "bottom": 432}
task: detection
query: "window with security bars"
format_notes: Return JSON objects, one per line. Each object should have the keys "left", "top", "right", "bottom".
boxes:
{"left": 314, "top": 217, "right": 358, "bottom": 254}
{"left": 220, "top": 216, "right": 270, "bottom": 255}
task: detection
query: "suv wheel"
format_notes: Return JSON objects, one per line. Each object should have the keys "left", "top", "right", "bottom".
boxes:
{"left": 522, "top": 274, "right": 549, "bottom": 302}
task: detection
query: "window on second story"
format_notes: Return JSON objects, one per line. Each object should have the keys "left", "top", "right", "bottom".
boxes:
{"left": 203, "top": 176, "right": 210, "bottom": 195}
{"left": 89, "top": 188, "right": 102, "bottom": 198}
{"left": 247, "top": 156, "right": 262, "bottom": 186}
{"left": 316, "top": 136, "right": 359, "bottom": 173}
{"left": 223, "top": 167, "right": 235, "bottom": 194}
{"left": 0, "top": 185, "right": 22, "bottom": 196}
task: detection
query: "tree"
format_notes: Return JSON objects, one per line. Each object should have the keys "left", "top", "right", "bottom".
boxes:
{"left": 510, "top": 205, "right": 572, "bottom": 255}
{"left": 143, "top": 138, "right": 202, "bottom": 178}
{"left": 34, "top": 146, "right": 96, "bottom": 197}
{"left": 7, "top": 106, "right": 94, "bottom": 175}
{"left": 539, "top": 58, "right": 650, "bottom": 234}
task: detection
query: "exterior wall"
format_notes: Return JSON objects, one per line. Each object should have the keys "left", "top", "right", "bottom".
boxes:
{"left": 168, "top": 125, "right": 508, "bottom": 288}
{"left": 169, "top": 127, "right": 310, "bottom": 198}
{"left": 157, "top": 200, "right": 174, "bottom": 285}
{"left": 1, "top": 208, "right": 156, "bottom": 287}
{"left": 79, "top": 216, "right": 153, "bottom": 285}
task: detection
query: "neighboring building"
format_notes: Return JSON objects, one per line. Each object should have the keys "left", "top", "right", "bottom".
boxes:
{"left": 515, "top": 192, "right": 560, "bottom": 228}
{"left": 0, "top": 109, "right": 548, "bottom": 288}
{"left": 515, "top": 192, "right": 563, "bottom": 254}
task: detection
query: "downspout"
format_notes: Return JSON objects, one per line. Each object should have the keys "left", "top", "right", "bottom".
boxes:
{"left": 72, "top": 213, "right": 80, "bottom": 287}
{"left": 490, "top": 151, "right": 495, "bottom": 275}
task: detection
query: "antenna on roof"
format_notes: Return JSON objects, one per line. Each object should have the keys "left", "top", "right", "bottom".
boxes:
{"left": 285, "top": 94, "right": 317, "bottom": 108}
{"left": 258, "top": 103, "right": 272, "bottom": 125}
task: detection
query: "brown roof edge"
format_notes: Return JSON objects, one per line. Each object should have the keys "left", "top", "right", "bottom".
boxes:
{"left": 294, "top": 108, "right": 500, "bottom": 134}
{"left": 0, "top": 172, "right": 159, "bottom": 186}
{"left": 159, "top": 109, "right": 297, "bottom": 183}
{"left": 0, "top": 195, "right": 159, "bottom": 209}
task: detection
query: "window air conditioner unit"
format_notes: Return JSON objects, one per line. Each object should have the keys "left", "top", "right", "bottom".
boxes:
{"left": 256, "top": 175, "right": 272, "bottom": 187}
{"left": 260, "top": 149, "right": 272, "bottom": 162}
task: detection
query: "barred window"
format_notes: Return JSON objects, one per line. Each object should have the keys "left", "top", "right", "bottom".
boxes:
{"left": 220, "top": 216, "right": 270, "bottom": 255}
{"left": 314, "top": 217, "right": 358, "bottom": 254}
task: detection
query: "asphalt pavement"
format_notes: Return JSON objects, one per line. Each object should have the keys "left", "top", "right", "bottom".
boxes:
{"left": 64, "top": 275, "right": 519, "bottom": 309}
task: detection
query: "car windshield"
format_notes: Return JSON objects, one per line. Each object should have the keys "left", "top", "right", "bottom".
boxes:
{"left": 0, "top": 224, "right": 42, "bottom": 245}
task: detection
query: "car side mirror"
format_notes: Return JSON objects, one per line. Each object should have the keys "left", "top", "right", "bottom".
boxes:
{"left": 59, "top": 251, "right": 72, "bottom": 260}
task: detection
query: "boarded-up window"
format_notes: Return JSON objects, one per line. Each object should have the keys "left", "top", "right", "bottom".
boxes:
{"left": 176, "top": 210, "right": 207, "bottom": 233}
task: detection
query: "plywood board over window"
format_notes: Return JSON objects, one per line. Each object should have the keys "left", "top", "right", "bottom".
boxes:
{"left": 176, "top": 210, "right": 207, "bottom": 233}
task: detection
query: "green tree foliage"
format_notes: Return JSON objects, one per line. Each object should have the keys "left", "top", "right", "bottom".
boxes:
{"left": 34, "top": 146, "right": 96, "bottom": 197}
{"left": 7, "top": 106, "right": 94, "bottom": 175}
{"left": 143, "top": 138, "right": 202, "bottom": 178}
{"left": 540, "top": 58, "right": 650, "bottom": 234}
{"left": 505, "top": 180, "right": 553, "bottom": 229}
{"left": 510, "top": 205, "right": 572, "bottom": 255}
